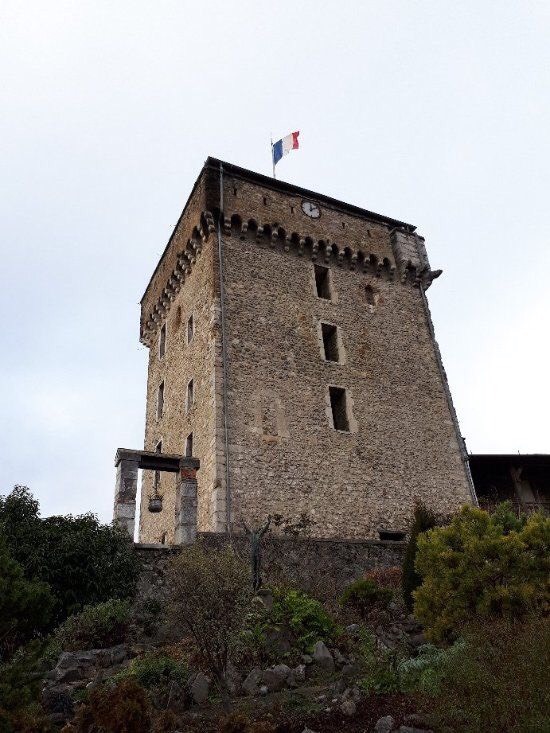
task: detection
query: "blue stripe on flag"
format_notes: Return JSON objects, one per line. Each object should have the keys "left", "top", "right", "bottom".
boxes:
{"left": 272, "top": 139, "right": 283, "bottom": 165}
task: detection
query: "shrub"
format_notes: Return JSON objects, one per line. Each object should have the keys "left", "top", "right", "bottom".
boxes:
{"left": 424, "top": 617, "right": 550, "bottom": 732}
{"left": 414, "top": 505, "right": 550, "bottom": 640}
{"left": 115, "top": 652, "right": 189, "bottom": 690}
{"left": 167, "top": 544, "right": 252, "bottom": 694}
{"left": 340, "top": 578, "right": 392, "bottom": 617}
{"left": 270, "top": 588, "right": 337, "bottom": 651}
{"left": 54, "top": 599, "right": 131, "bottom": 651}
{"left": 0, "top": 537, "right": 54, "bottom": 659}
{"left": 402, "top": 501, "right": 438, "bottom": 611}
{"left": 71, "top": 677, "right": 150, "bottom": 733}
{"left": 0, "top": 486, "right": 140, "bottom": 628}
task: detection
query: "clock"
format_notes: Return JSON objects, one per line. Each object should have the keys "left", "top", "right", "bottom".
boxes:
{"left": 301, "top": 200, "right": 321, "bottom": 219}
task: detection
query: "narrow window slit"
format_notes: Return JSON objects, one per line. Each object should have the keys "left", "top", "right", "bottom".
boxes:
{"left": 329, "top": 386, "right": 349, "bottom": 432}
{"left": 321, "top": 323, "right": 339, "bottom": 362}
{"left": 314, "top": 264, "right": 331, "bottom": 299}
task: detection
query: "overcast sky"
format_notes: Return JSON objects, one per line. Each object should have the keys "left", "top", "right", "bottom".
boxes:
{"left": 1, "top": 1, "right": 549, "bottom": 522}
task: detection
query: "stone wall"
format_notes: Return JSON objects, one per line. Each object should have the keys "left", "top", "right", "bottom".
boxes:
{"left": 139, "top": 188, "right": 221, "bottom": 543}
{"left": 134, "top": 533, "right": 406, "bottom": 605}
{"left": 219, "top": 172, "right": 471, "bottom": 539}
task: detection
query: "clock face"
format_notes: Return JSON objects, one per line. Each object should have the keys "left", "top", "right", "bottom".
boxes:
{"left": 301, "top": 200, "right": 321, "bottom": 218}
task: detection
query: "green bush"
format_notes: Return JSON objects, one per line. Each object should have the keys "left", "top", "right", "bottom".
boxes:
{"left": 340, "top": 578, "right": 392, "bottom": 617}
{"left": 414, "top": 504, "right": 550, "bottom": 641}
{"left": 115, "top": 652, "right": 189, "bottom": 690}
{"left": 0, "top": 642, "right": 53, "bottom": 731}
{"left": 424, "top": 618, "right": 550, "bottom": 732}
{"left": 0, "top": 486, "right": 140, "bottom": 628}
{"left": 54, "top": 599, "right": 131, "bottom": 651}
{"left": 270, "top": 588, "right": 337, "bottom": 651}
{"left": 397, "top": 640, "right": 465, "bottom": 694}
{"left": 402, "top": 501, "right": 438, "bottom": 611}
{"left": 0, "top": 537, "right": 54, "bottom": 659}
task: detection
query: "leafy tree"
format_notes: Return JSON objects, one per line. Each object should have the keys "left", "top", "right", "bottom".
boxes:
{"left": 414, "top": 504, "right": 550, "bottom": 641}
{"left": 167, "top": 544, "right": 252, "bottom": 697}
{"left": 401, "top": 501, "right": 438, "bottom": 611}
{"left": 0, "top": 537, "right": 54, "bottom": 660}
{"left": 0, "top": 486, "right": 140, "bottom": 627}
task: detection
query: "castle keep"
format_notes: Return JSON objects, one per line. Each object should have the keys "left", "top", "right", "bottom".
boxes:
{"left": 133, "top": 157, "right": 475, "bottom": 543}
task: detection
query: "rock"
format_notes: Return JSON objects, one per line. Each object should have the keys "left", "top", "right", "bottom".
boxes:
{"left": 301, "top": 729, "right": 319, "bottom": 733}
{"left": 408, "top": 632, "right": 427, "bottom": 649}
{"left": 301, "top": 654, "right": 313, "bottom": 665}
{"left": 262, "top": 664, "right": 291, "bottom": 692}
{"left": 341, "top": 686, "right": 361, "bottom": 703}
{"left": 345, "top": 623, "right": 360, "bottom": 635}
{"left": 332, "top": 648, "right": 346, "bottom": 668}
{"left": 374, "top": 715, "right": 395, "bottom": 733}
{"left": 287, "top": 664, "right": 306, "bottom": 688}
{"left": 242, "top": 667, "right": 262, "bottom": 696}
{"left": 341, "top": 663, "right": 359, "bottom": 680}
{"left": 397, "top": 727, "right": 433, "bottom": 733}
{"left": 312, "top": 641, "right": 334, "bottom": 672}
{"left": 332, "top": 678, "right": 346, "bottom": 695}
{"left": 190, "top": 672, "right": 210, "bottom": 705}
{"left": 56, "top": 653, "right": 78, "bottom": 670}
{"left": 403, "top": 714, "right": 430, "bottom": 728}
{"left": 256, "top": 588, "right": 273, "bottom": 612}
{"left": 259, "top": 685, "right": 268, "bottom": 696}
{"left": 340, "top": 699, "right": 356, "bottom": 716}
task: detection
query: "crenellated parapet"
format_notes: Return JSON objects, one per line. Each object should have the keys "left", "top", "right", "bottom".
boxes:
{"left": 140, "top": 208, "right": 442, "bottom": 346}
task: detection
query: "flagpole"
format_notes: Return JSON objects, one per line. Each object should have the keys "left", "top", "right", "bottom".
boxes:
{"left": 270, "top": 134, "right": 276, "bottom": 179}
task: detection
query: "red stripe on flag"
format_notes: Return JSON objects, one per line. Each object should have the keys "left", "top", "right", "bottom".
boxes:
{"left": 292, "top": 131, "right": 300, "bottom": 149}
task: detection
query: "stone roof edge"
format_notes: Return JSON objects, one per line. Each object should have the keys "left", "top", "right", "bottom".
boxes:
{"left": 206, "top": 157, "right": 416, "bottom": 232}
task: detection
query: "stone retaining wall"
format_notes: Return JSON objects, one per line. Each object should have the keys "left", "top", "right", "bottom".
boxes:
{"left": 135, "top": 532, "right": 406, "bottom": 605}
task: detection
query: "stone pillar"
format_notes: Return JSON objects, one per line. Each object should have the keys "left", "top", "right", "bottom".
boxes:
{"left": 113, "top": 451, "right": 139, "bottom": 538}
{"left": 174, "top": 458, "right": 200, "bottom": 544}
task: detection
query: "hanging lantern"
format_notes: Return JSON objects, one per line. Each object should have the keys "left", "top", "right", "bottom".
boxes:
{"left": 148, "top": 492, "right": 163, "bottom": 513}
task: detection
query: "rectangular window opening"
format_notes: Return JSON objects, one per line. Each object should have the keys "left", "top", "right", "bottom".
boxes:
{"left": 321, "top": 323, "right": 339, "bottom": 362}
{"left": 329, "top": 386, "right": 349, "bottom": 432}
{"left": 187, "top": 314, "right": 194, "bottom": 344}
{"left": 314, "top": 264, "right": 331, "bottom": 300}
{"left": 157, "top": 381, "right": 164, "bottom": 419}
{"left": 159, "top": 324, "right": 166, "bottom": 358}
{"left": 186, "top": 379, "right": 194, "bottom": 411}
{"left": 154, "top": 441, "right": 162, "bottom": 487}
{"left": 185, "top": 432, "right": 193, "bottom": 457}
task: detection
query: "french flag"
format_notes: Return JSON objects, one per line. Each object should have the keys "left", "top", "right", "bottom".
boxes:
{"left": 272, "top": 131, "right": 300, "bottom": 166}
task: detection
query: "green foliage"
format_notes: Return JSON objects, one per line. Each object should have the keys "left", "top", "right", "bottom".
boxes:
{"left": 114, "top": 652, "right": 189, "bottom": 690}
{"left": 0, "top": 485, "right": 140, "bottom": 628}
{"left": 72, "top": 677, "right": 150, "bottom": 733}
{"left": 0, "top": 537, "right": 54, "bottom": 659}
{"left": 340, "top": 578, "right": 392, "bottom": 617}
{"left": 270, "top": 588, "right": 337, "bottom": 651}
{"left": 54, "top": 599, "right": 131, "bottom": 652}
{"left": 167, "top": 544, "right": 252, "bottom": 691}
{"left": 402, "top": 501, "right": 438, "bottom": 611}
{"left": 397, "top": 640, "right": 465, "bottom": 694}
{"left": 414, "top": 505, "right": 550, "bottom": 641}
{"left": 425, "top": 618, "right": 550, "bottom": 732}
{"left": 0, "top": 642, "right": 53, "bottom": 731}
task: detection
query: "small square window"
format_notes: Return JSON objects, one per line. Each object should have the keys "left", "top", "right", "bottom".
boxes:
{"left": 187, "top": 314, "right": 194, "bottom": 344}
{"left": 157, "top": 381, "right": 164, "bottom": 419}
{"left": 185, "top": 432, "right": 193, "bottom": 457}
{"left": 314, "top": 265, "right": 331, "bottom": 300}
{"left": 159, "top": 324, "right": 166, "bottom": 358}
{"left": 186, "top": 379, "right": 194, "bottom": 411}
{"left": 329, "top": 386, "right": 349, "bottom": 432}
{"left": 321, "top": 323, "right": 339, "bottom": 362}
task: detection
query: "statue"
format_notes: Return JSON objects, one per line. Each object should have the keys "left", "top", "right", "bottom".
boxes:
{"left": 242, "top": 516, "right": 271, "bottom": 592}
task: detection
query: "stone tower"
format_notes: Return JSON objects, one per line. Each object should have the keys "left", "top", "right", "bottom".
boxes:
{"left": 137, "top": 157, "right": 475, "bottom": 543}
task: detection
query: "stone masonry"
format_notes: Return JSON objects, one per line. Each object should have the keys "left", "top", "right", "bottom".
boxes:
{"left": 137, "top": 157, "right": 475, "bottom": 543}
